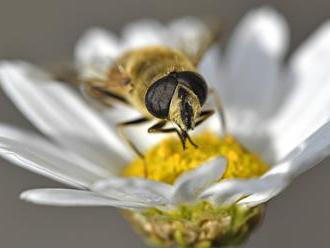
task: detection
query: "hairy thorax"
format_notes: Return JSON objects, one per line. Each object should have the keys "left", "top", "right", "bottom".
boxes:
{"left": 113, "top": 46, "right": 196, "bottom": 117}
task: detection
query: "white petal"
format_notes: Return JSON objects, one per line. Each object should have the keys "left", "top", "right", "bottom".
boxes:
{"left": 198, "top": 45, "right": 223, "bottom": 89}
{"left": 103, "top": 105, "right": 170, "bottom": 153}
{"left": 0, "top": 125, "right": 108, "bottom": 188}
{"left": 171, "top": 157, "right": 226, "bottom": 204}
{"left": 77, "top": 90, "right": 161, "bottom": 153}
{"left": 225, "top": 6, "right": 288, "bottom": 112}
{"left": 222, "top": 7, "right": 289, "bottom": 159}
{"left": 0, "top": 62, "right": 132, "bottom": 173}
{"left": 202, "top": 120, "right": 330, "bottom": 206}
{"left": 75, "top": 28, "right": 120, "bottom": 80}
{"left": 268, "top": 119, "right": 330, "bottom": 179}
{"left": 92, "top": 176, "right": 173, "bottom": 207}
{"left": 197, "top": 45, "right": 227, "bottom": 135}
{"left": 122, "top": 20, "right": 168, "bottom": 50}
{"left": 271, "top": 21, "right": 330, "bottom": 160}
{"left": 237, "top": 177, "right": 288, "bottom": 206}
{"left": 168, "top": 17, "right": 213, "bottom": 58}
{"left": 20, "top": 189, "right": 144, "bottom": 208}
{"left": 200, "top": 175, "right": 288, "bottom": 207}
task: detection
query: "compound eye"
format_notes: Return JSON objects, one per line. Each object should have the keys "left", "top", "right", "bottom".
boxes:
{"left": 175, "top": 71, "right": 208, "bottom": 105}
{"left": 145, "top": 75, "right": 178, "bottom": 118}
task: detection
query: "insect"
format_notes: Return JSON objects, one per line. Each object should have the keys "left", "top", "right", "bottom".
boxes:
{"left": 70, "top": 23, "right": 227, "bottom": 157}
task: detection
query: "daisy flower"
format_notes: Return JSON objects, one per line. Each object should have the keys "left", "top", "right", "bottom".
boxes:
{"left": 1, "top": 6, "right": 330, "bottom": 248}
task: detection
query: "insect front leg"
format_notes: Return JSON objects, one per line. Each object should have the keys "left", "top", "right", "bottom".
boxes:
{"left": 195, "top": 109, "right": 215, "bottom": 127}
{"left": 117, "top": 117, "right": 150, "bottom": 158}
{"left": 148, "top": 120, "right": 197, "bottom": 149}
{"left": 82, "top": 83, "right": 129, "bottom": 107}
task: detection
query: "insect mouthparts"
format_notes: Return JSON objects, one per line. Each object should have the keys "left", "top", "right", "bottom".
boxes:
{"left": 181, "top": 101, "right": 193, "bottom": 130}
{"left": 178, "top": 87, "right": 194, "bottom": 130}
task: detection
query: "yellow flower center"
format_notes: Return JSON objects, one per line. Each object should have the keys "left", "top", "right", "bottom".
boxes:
{"left": 123, "top": 131, "right": 269, "bottom": 184}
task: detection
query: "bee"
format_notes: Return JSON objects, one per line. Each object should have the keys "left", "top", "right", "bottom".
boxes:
{"left": 72, "top": 23, "right": 226, "bottom": 157}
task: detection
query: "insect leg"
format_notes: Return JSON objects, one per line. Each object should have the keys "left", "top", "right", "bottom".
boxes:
{"left": 208, "top": 89, "right": 227, "bottom": 135}
{"left": 82, "top": 83, "right": 130, "bottom": 107}
{"left": 148, "top": 120, "right": 198, "bottom": 149}
{"left": 148, "top": 120, "right": 178, "bottom": 136}
{"left": 117, "top": 117, "right": 150, "bottom": 158}
{"left": 195, "top": 109, "right": 215, "bottom": 127}
{"left": 92, "top": 86, "right": 129, "bottom": 104}
{"left": 170, "top": 110, "right": 216, "bottom": 149}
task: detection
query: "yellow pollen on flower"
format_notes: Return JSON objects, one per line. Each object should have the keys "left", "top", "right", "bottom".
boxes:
{"left": 122, "top": 131, "right": 269, "bottom": 184}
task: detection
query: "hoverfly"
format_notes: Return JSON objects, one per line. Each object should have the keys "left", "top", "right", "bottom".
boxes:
{"left": 68, "top": 21, "right": 226, "bottom": 157}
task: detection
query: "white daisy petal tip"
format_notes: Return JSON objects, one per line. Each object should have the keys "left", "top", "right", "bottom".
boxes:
{"left": 20, "top": 190, "right": 37, "bottom": 203}
{"left": 19, "top": 188, "right": 115, "bottom": 207}
{"left": 168, "top": 16, "right": 211, "bottom": 48}
{"left": 75, "top": 27, "right": 120, "bottom": 65}
{"left": 237, "top": 5, "right": 289, "bottom": 57}
{"left": 122, "top": 19, "right": 167, "bottom": 49}
{"left": 19, "top": 188, "right": 148, "bottom": 209}
{"left": 171, "top": 156, "right": 227, "bottom": 204}
{"left": 168, "top": 16, "right": 207, "bottom": 34}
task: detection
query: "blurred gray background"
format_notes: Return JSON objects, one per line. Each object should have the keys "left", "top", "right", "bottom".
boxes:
{"left": 0, "top": 0, "right": 329, "bottom": 247}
